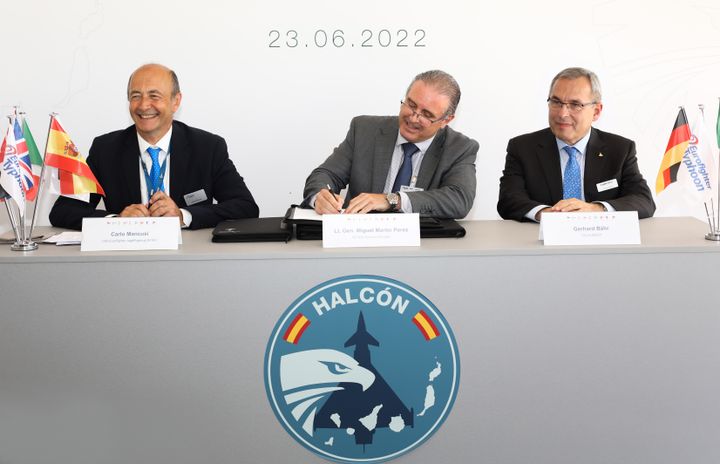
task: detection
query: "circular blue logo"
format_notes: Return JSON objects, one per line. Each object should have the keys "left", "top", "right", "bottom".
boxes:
{"left": 265, "top": 275, "right": 460, "bottom": 463}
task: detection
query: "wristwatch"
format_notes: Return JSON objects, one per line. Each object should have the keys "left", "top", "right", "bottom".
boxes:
{"left": 386, "top": 192, "right": 400, "bottom": 211}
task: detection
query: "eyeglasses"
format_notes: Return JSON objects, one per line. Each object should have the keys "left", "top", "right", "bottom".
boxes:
{"left": 400, "top": 100, "right": 446, "bottom": 125}
{"left": 547, "top": 97, "right": 597, "bottom": 113}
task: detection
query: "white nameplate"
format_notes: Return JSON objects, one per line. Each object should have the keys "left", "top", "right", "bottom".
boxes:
{"left": 322, "top": 213, "right": 420, "bottom": 248}
{"left": 81, "top": 217, "right": 180, "bottom": 251}
{"left": 540, "top": 211, "right": 641, "bottom": 245}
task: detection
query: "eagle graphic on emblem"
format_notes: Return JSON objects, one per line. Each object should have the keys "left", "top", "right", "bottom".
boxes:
{"left": 280, "top": 312, "right": 415, "bottom": 446}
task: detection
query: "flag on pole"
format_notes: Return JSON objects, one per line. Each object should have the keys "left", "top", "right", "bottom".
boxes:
{"left": 660, "top": 108, "right": 720, "bottom": 220}
{"left": 0, "top": 130, "right": 9, "bottom": 200}
{"left": 21, "top": 116, "right": 42, "bottom": 201}
{"left": 0, "top": 135, "right": 7, "bottom": 200}
{"left": 44, "top": 116, "right": 104, "bottom": 198}
{"left": 12, "top": 117, "right": 35, "bottom": 195}
{"left": 656, "top": 108, "right": 692, "bottom": 194}
{"left": 716, "top": 98, "right": 720, "bottom": 149}
{"left": 0, "top": 120, "right": 27, "bottom": 215}
{"left": 677, "top": 110, "right": 716, "bottom": 200}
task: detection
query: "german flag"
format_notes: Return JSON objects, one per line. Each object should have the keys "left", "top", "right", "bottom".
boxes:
{"left": 413, "top": 310, "right": 440, "bottom": 341}
{"left": 283, "top": 313, "right": 310, "bottom": 344}
{"left": 656, "top": 108, "right": 691, "bottom": 194}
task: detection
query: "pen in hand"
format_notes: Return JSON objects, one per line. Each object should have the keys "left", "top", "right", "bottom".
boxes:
{"left": 326, "top": 184, "right": 343, "bottom": 212}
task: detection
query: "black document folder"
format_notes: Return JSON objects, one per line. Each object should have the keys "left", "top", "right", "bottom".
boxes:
{"left": 285, "top": 207, "right": 466, "bottom": 240}
{"left": 212, "top": 217, "right": 292, "bottom": 243}
{"left": 417, "top": 217, "right": 467, "bottom": 238}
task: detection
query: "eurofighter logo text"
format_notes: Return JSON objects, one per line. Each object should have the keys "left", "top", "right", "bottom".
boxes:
{"left": 264, "top": 275, "right": 460, "bottom": 463}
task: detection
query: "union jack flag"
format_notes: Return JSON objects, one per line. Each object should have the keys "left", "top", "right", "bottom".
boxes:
{"left": 0, "top": 120, "right": 26, "bottom": 215}
{"left": 13, "top": 117, "right": 34, "bottom": 193}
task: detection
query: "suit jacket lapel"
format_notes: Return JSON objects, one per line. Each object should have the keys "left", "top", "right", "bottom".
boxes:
{"left": 537, "top": 129, "right": 563, "bottom": 202}
{"left": 371, "top": 119, "right": 399, "bottom": 192}
{"left": 415, "top": 128, "right": 445, "bottom": 189}
{"left": 169, "top": 122, "right": 189, "bottom": 206}
{"left": 122, "top": 130, "right": 142, "bottom": 205}
{"left": 583, "top": 128, "right": 605, "bottom": 201}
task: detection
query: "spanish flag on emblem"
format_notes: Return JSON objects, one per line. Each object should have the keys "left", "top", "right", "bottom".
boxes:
{"left": 44, "top": 116, "right": 105, "bottom": 196}
{"left": 413, "top": 310, "right": 440, "bottom": 341}
{"left": 656, "top": 108, "right": 691, "bottom": 194}
{"left": 283, "top": 313, "right": 311, "bottom": 344}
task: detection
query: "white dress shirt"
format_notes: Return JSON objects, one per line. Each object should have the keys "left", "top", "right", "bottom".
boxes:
{"left": 136, "top": 128, "right": 192, "bottom": 227}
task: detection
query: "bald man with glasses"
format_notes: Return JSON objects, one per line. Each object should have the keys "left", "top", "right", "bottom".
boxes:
{"left": 302, "top": 70, "right": 478, "bottom": 219}
{"left": 497, "top": 67, "right": 655, "bottom": 222}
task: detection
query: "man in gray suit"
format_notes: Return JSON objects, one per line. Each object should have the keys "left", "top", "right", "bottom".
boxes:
{"left": 302, "top": 70, "right": 478, "bottom": 218}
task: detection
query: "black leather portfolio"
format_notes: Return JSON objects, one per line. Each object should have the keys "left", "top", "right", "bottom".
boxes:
{"left": 417, "top": 217, "right": 467, "bottom": 238}
{"left": 211, "top": 217, "right": 292, "bottom": 243}
{"left": 285, "top": 207, "right": 466, "bottom": 240}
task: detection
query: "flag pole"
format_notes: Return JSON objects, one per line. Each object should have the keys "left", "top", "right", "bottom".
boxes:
{"left": 716, "top": 97, "right": 720, "bottom": 231}
{"left": 8, "top": 110, "right": 38, "bottom": 251}
{"left": 5, "top": 112, "right": 26, "bottom": 243}
{"left": 12, "top": 107, "right": 29, "bottom": 243}
{"left": 7, "top": 197, "right": 36, "bottom": 251}
{"left": 4, "top": 199, "right": 21, "bottom": 243}
{"left": 705, "top": 100, "right": 720, "bottom": 240}
{"left": 0, "top": 115, "right": 19, "bottom": 243}
{"left": 28, "top": 113, "right": 56, "bottom": 240}
{"left": 704, "top": 203, "right": 714, "bottom": 233}
{"left": 699, "top": 104, "right": 715, "bottom": 234}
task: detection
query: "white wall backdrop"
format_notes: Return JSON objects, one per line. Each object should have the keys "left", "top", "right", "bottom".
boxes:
{"left": 2, "top": 0, "right": 720, "bottom": 232}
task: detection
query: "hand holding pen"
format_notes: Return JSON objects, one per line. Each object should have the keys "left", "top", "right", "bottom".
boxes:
{"left": 313, "top": 184, "right": 344, "bottom": 214}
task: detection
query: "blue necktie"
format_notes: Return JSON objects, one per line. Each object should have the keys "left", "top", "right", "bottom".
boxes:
{"left": 147, "top": 146, "right": 162, "bottom": 195}
{"left": 563, "top": 146, "right": 582, "bottom": 200}
{"left": 392, "top": 143, "right": 419, "bottom": 193}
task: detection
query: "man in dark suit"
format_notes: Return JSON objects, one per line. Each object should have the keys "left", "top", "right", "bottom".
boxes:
{"left": 49, "top": 63, "right": 258, "bottom": 230}
{"left": 302, "top": 70, "right": 478, "bottom": 219}
{"left": 497, "top": 67, "right": 655, "bottom": 222}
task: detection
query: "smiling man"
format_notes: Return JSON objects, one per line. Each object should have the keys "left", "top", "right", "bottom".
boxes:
{"left": 497, "top": 67, "right": 655, "bottom": 222}
{"left": 302, "top": 70, "right": 478, "bottom": 218}
{"left": 49, "top": 63, "right": 259, "bottom": 230}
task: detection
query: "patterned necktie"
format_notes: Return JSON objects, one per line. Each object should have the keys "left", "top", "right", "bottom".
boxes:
{"left": 392, "top": 143, "right": 420, "bottom": 193}
{"left": 147, "top": 146, "right": 162, "bottom": 195}
{"left": 563, "top": 146, "right": 582, "bottom": 200}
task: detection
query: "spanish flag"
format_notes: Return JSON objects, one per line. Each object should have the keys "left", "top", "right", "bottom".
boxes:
{"left": 283, "top": 313, "right": 310, "bottom": 344}
{"left": 656, "top": 108, "right": 691, "bottom": 194}
{"left": 44, "top": 116, "right": 105, "bottom": 196}
{"left": 413, "top": 310, "right": 440, "bottom": 341}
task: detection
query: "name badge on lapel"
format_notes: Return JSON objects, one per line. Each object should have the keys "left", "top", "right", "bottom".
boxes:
{"left": 596, "top": 179, "right": 619, "bottom": 192}
{"left": 184, "top": 189, "right": 208, "bottom": 206}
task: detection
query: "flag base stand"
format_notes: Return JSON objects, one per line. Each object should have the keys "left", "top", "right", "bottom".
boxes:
{"left": 4, "top": 199, "right": 38, "bottom": 251}
{"left": 10, "top": 240, "right": 39, "bottom": 251}
{"left": 704, "top": 232, "right": 720, "bottom": 242}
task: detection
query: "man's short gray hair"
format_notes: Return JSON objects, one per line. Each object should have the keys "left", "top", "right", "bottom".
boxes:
{"left": 126, "top": 64, "right": 181, "bottom": 99}
{"left": 548, "top": 67, "right": 602, "bottom": 102}
{"left": 407, "top": 70, "right": 461, "bottom": 118}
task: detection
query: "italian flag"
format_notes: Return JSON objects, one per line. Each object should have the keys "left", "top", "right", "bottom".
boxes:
{"left": 21, "top": 117, "right": 43, "bottom": 201}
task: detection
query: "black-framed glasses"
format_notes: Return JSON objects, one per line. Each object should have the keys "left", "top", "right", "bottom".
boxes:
{"left": 547, "top": 97, "right": 597, "bottom": 113}
{"left": 400, "top": 100, "right": 446, "bottom": 124}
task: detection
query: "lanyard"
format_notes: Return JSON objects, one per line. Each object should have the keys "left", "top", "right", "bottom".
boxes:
{"left": 140, "top": 152, "right": 169, "bottom": 199}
